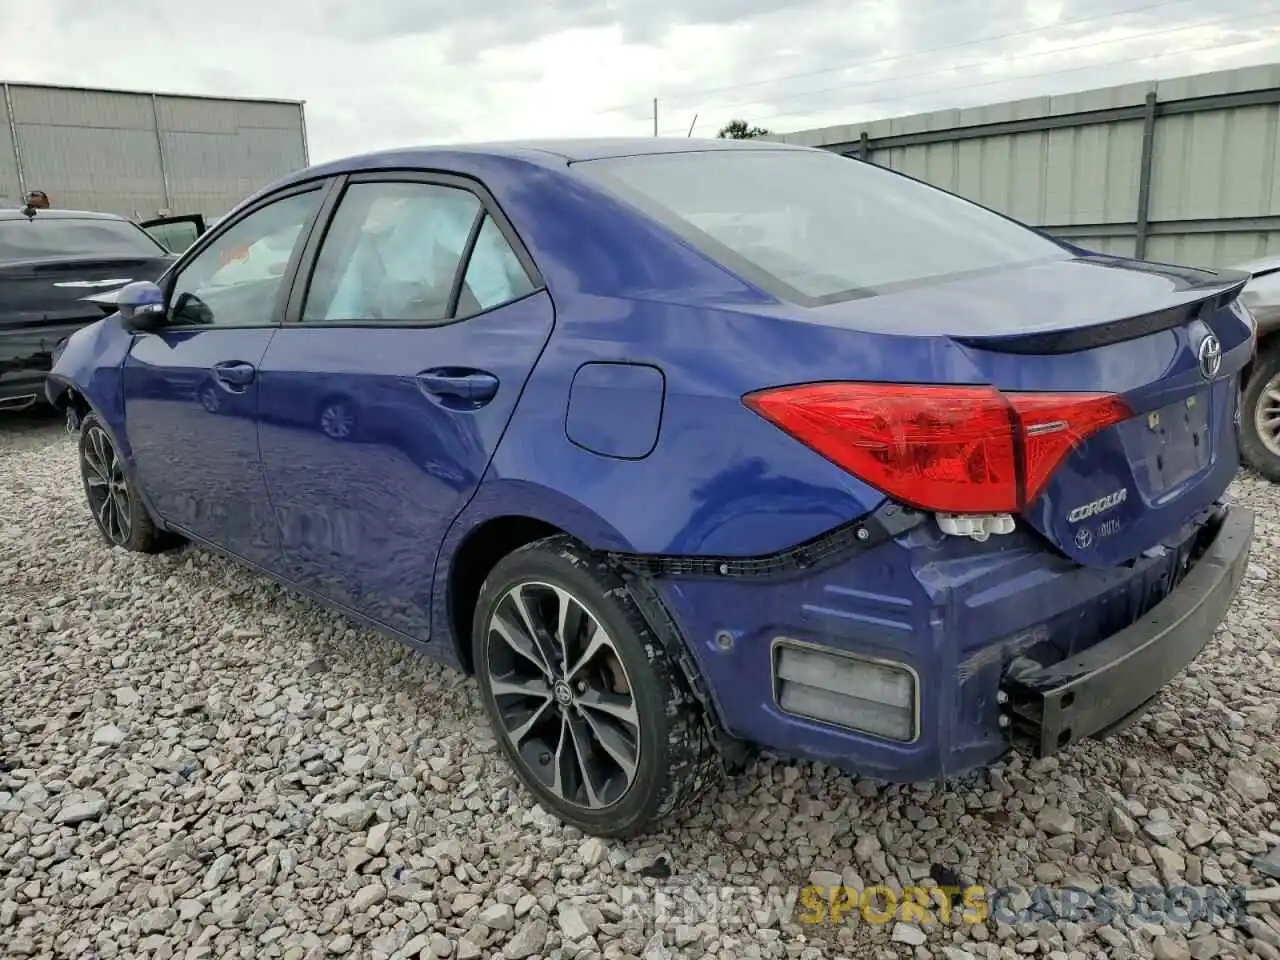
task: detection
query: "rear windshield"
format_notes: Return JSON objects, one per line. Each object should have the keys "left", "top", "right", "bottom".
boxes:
{"left": 0, "top": 217, "right": 166, "bottom": 261}
{"left": 576, "top": 149, "right": 1068, "bottom": 303}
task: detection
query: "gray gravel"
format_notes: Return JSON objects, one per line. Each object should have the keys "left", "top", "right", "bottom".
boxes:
{"left": 3, "top": 412, "right": 1280, "bottom": 960}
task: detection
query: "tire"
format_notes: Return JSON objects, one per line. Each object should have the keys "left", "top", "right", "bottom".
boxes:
{"left": 472, "top": 536, "right": 718, "bottom": 838}
{"left": 78, "top": 413, "right": 171, "bottom": 552}
{"left": 1240, "top": 345, "right": 1280, "bottom": 483}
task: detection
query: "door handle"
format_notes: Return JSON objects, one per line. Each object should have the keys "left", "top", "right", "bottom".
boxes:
{"left": 212, "top": 361, "right": 257, "bottom": 387}
{"left": 415, "top": 369, "right": 499, "bottom": 403}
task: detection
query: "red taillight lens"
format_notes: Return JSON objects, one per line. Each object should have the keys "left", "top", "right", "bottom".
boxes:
{"left": 1006, "top": 392, "right": 1132, "bottom": 505}
{"left": 744, "top": 382, "right": 1131, "bottom": 514}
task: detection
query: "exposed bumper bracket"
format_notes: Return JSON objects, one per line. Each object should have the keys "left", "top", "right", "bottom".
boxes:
{"left": 1002, "top": 505, "right": 1254, "bottom": 757}
{"left": 607, "top": 500, "right": 925, "bottom": 581}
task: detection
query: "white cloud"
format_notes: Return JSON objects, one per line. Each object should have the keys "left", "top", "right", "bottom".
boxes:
{"left": 2, "top": 0, "right": 1278, "bottom": 162}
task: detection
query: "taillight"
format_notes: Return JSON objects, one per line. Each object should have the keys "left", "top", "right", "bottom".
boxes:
{"left": 743, "top": 382, "right": 1131, "bottom": 514}
{"left": 1006, "top": 392, "right": 1132, "bottom": 504}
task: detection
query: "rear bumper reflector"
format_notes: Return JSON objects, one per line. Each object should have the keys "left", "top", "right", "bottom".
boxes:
{"left": 772, "top": 640, "right": 919, "bottom": 743}
{"left": 1001, "top": 505, "right": 1254, "bottom": 756}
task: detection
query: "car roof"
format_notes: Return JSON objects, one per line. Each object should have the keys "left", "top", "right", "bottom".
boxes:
{"left": 310, "top": 136, "right": 808, "bottom": 173}
{"left": 0, "top": 207, "right": 131, "bottom": 222}
{"left": 449, "top": 137, "right": 803, "bottom": 162}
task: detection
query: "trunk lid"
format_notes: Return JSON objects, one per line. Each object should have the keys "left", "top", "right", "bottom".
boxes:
{"left": 811, "top": 255, "right": 1253, "bottom": 567}
{"left": 0, "top": 255, "right": 173, "bottom": 330}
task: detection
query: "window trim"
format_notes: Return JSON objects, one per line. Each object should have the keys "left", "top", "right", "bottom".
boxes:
{"left": 446, "top": 209, "right": 487, "bottom": 319}
{"left": 281, "top": 169, "right": 545, "bottom": 329}
{"left": 158, "top": 178, "right": 337, "bottom": 332}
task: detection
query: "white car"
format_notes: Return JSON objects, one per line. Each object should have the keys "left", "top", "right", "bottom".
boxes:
{"left": 1236, "top": 253, "right": 1280, "bottom": 482}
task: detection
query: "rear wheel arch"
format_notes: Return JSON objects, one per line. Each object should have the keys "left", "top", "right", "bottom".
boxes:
{"left": 438, "top": 482, "right": 640, "bottom": 669}
{"left": 446, "top": 515, "right": 565, "bottom": 673}
{"left": 442, "top": 508, "right": 746, "bottom": 766}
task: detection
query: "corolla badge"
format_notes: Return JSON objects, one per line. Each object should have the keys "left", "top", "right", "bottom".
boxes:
{"left": 1197, "top": 333, "right": 1222, "bottom": 380}
{"left": 1067, "top": 488, "right": 1127, "bottom": 524}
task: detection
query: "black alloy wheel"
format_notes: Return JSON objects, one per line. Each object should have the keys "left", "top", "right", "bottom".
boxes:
{"left": 77, "top": 412, "right": 170, "bottom": 552}
{"left": 81, "top": 420, "right": 133, "bottom": 546}
{"left": 473, "top": 537, "right": 719, "bottom": 838}
{"left": 486, "top": 580, "right": 642, "bottom": 809}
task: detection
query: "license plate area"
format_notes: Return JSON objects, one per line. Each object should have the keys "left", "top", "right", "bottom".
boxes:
{"left": 1118, "top": 389, "right": 1214, "bottom": 499}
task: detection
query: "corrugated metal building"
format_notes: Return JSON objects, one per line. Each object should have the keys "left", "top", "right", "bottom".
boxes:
{"left": 0, "top": 82, "right": 308, "bottom": 221}
{"left": 769, "top": 64, "right": 1280, "bottom": 268}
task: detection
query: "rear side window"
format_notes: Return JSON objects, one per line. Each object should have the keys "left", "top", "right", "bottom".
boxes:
{"left": 458, "top": 214, "right": 536, "bottom": 314}
{"left": 576, "top": 149, "right": 1067, "bottom": 303}
{"left": 305, "top": 182, "right": 480, "bottom": 323}
{"left": 0, "top": 217, "right": 166, "bottom": 261}
{"left": 303, "top": 180, "right": 535, "bottom": 323}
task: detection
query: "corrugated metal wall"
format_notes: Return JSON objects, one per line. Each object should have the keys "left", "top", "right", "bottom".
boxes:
{"left": 771, "top": 64, "right": 1280, "bottom": 269}
{"left": 0, "top": 82, "right": 307, "bottom": 220}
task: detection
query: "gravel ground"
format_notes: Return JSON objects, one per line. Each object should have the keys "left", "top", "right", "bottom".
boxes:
{"left": 3, "top": 410, "right": 1280, "bottom": 960}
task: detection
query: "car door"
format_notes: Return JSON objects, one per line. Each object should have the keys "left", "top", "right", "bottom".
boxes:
{"left": 256, "top": 172, "right": 553, "bottom": 640}
{"left": 122, "top": 184, "right": 328, "bottom": 570}
{"left": 140, "top": 214, "right": 206, "bottom": 254}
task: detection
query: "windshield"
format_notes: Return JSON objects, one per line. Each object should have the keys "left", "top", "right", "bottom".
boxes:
{"left": 576, "top": 148, "right": 1068, "bottom": 302}
{"left": 0, "top": 217, "right": 167, "bottom": 261}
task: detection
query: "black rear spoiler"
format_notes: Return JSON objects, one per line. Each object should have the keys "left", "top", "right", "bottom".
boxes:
{"left": 952, "top": 263, "right": 1250, "bottom": 355}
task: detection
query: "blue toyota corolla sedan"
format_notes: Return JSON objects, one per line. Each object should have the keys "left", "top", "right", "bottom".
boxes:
{"left": 47, "top": 138, "right": 1256, "bottom": 838}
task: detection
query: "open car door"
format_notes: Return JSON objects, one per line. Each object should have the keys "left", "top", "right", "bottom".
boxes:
{"left": 140, "top": 213, "right": 206, "bottom": 254}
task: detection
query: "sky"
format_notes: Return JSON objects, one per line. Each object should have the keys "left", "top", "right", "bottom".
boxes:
{"left": 3, "top": 0, "right": 1280, "bottom": 162}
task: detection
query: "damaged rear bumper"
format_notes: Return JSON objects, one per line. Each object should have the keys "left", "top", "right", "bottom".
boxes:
{"left": 1002, "top": 505, "right": 1254, "bottom": 757}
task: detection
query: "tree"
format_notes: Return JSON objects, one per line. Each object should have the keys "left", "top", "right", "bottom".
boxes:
{"left": 717, "top": 119, "right": 771, "bottom": 140}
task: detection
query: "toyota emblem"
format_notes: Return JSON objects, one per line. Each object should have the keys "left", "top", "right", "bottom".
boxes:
{"left": 1198, "top": 334, "right": 1222, "bottom": 380}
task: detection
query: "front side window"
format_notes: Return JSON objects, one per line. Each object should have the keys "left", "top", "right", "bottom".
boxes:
{"left": 303, "top": 181, "right": 482, "bottom": 323}
{"left": 576, "top": 149, "right": 1068, "bottom": 303}
{"left": 168, "top": 190, "right": 320, "bottom": 327}
{"left": 0, "top": 217, "right": 166, "bottom": 262}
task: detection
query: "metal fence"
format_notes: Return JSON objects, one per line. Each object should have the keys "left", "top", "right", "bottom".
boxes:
{"left": 770, "top": 64, "right": 1280, "bottom": 268}
{"left": 0, "top": 82, "right": 308, "bottom": 221}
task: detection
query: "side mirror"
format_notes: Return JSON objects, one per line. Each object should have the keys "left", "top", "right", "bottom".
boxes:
{"left": 117, "top": 281, "right": 167, "bottom": 331}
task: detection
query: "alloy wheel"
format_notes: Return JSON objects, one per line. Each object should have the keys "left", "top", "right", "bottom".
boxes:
{"left": 81, "top": 425, "right": 132, "bottom": 546}
{"left": 1256, "top": 372, "right": 1280, "bottom": 459}
{"left": 485, "top": 581, "right": 641, "bottom": 809}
